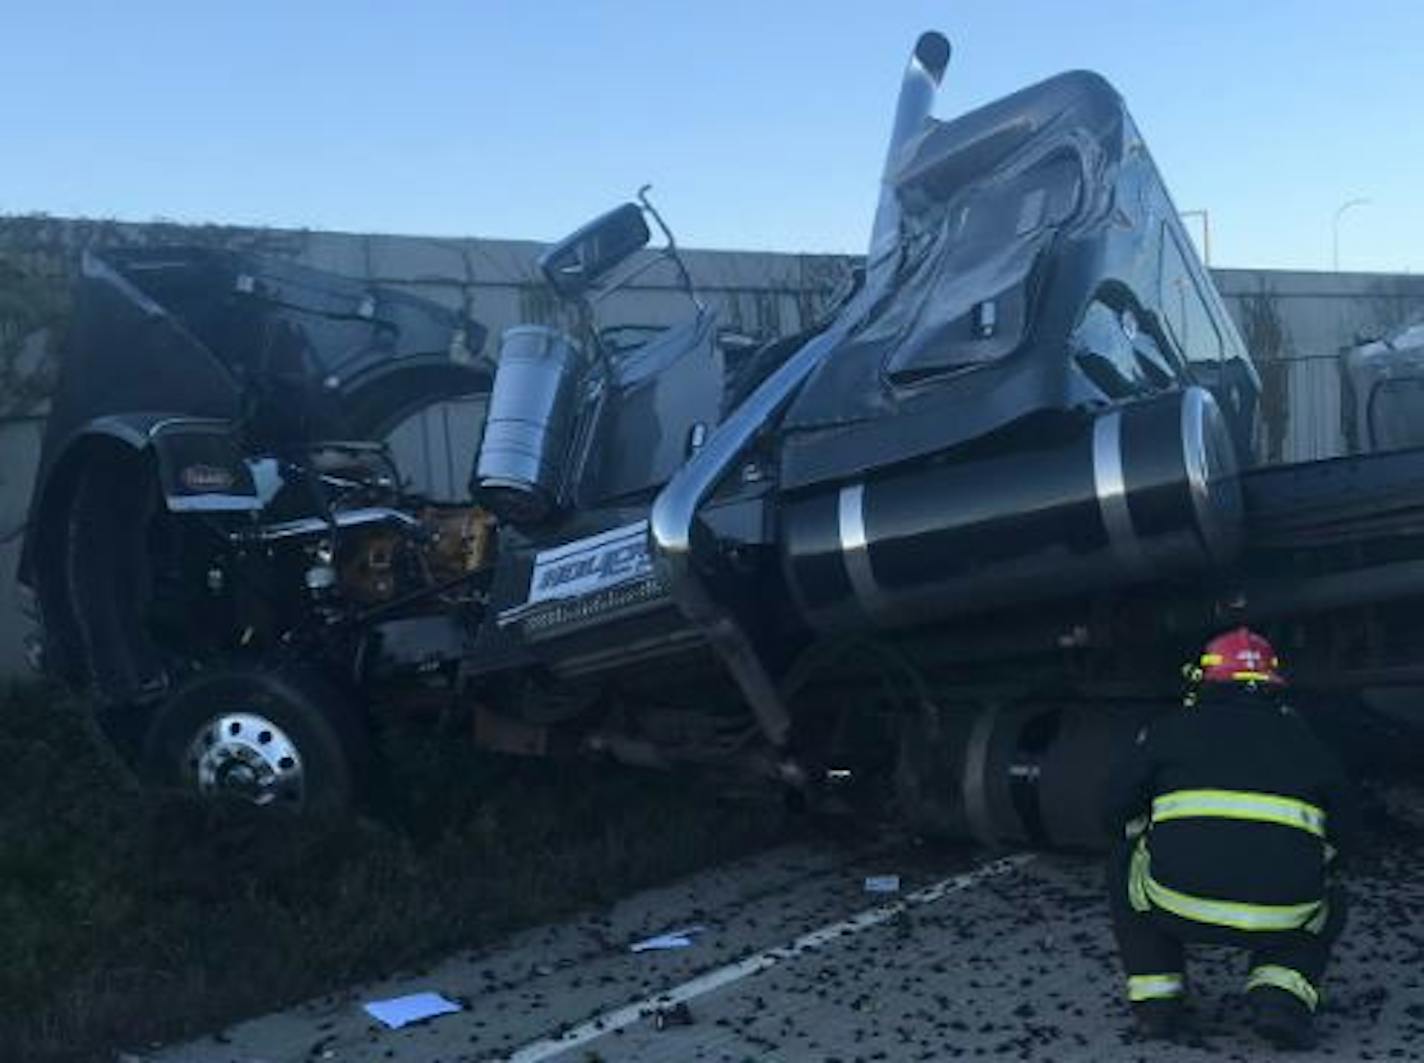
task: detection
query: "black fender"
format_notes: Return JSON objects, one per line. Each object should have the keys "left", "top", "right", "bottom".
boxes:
{"left": 22, "top": 413, "right": 256, "bottom": 580}
{"left": 19, "top": 413, "right": 255, "bottom": 697}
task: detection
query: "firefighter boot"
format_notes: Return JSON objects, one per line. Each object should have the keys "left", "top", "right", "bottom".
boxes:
{"left": 1131, "top": 998, "right": 1184, "bottom": 1040}
{"left": 1252, "top": 988, "right": 1316, "bottom": 1051}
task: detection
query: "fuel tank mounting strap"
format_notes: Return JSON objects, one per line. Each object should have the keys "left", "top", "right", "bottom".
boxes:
{"left": 838, "top": 482, "right": 890, "bottom": 619}
{"left": 1091, "top": 411, "right": 1148, "bottom": 575}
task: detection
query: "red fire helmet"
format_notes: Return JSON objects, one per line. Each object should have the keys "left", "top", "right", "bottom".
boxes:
{"left": 1197, "top": 627, "right": 1286, "bottom": 687}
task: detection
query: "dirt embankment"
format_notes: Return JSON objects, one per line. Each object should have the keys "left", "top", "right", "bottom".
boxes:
{"left": 0, "top": 685, "right": 789, "bottom": 1063}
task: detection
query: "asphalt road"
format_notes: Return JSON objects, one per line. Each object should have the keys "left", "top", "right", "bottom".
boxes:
{"left": 147, "top": 832, "right": 1424, "bottom": 1063}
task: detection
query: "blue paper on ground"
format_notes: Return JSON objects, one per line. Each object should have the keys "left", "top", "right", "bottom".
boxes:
{"left": 363, "top": 991, "right": 463, "bottom": 1029}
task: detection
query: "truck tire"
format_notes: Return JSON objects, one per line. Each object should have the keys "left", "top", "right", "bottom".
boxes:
{"left": 140, "top": 667, "right": 369, "bottom": 813}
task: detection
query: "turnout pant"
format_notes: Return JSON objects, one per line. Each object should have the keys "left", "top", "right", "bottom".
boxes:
{"left": 1106, "top": 841, "right": 1346, "bottom": 1013}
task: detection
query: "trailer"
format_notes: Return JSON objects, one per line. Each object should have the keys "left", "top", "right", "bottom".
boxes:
{"left": 18, "top": 32, "right": 1424, "bottom": 842}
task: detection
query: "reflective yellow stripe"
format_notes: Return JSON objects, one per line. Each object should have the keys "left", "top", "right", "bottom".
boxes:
{"left": 1247, "top": 965, "right": 1319, "bottom": 1011}
{"left": 1152, "top": 789, "right": 1326, "bottom": 838}
{"left": 1143, "top": 873, "right": 1322, "bottom": 932}
{"left": 1128, "top": 973, "right": 1186, "bottom": 1002}
{"left": 1231, "top": 670, "right": 1275, "bottom": 682}
{"left": 1200, "top": 653, "right": 1224, "bottom": 665}
{"left": 1127, "top": 837, "right": 1151, "bottom": 913}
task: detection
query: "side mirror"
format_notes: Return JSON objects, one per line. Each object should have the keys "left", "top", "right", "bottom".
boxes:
{"left": 538, "top": 203, "right": 651, "bottom": 298}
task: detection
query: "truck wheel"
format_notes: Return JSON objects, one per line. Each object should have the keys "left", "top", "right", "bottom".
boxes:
{"left": 140, "top": 668, "right": 368, "bottom": 813}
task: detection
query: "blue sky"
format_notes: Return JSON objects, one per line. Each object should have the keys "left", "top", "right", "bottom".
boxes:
{"left": 3, "top": 1, "right": 1421, "bottom": 271}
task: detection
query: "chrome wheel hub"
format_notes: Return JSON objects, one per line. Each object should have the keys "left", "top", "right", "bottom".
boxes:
{"left": 185, "top": 712, "right": 305, "bottom": 806}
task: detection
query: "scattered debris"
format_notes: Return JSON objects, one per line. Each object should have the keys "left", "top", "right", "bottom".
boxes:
{"left": 1377, "top": 781, "right": 1424, "bottom": 831}
{"left": 362, "top": 991, "right": 463, "bottom": 1030}
{"left": 864, "top": 874, "right": 901, "bottom": 894}
{"left": 652, "top": 1002, "right": 695, "bottom": 1030}
{"left": 629, "top": 925, "right": 707, "bottom": 953}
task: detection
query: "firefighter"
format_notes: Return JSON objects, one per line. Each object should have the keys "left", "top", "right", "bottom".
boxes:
{"left": 1103, "top": 627, "right": 1359, "bottom": 1049}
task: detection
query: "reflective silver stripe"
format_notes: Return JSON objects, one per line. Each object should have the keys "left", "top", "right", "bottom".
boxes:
{"left": 1143, "top": 873, "right": 1322, "bottom": 932}
{"left": 1128, "top": 973, "right": 1186, "bottom": 1002}
{"left": 1247, "top": 965, "right": 1320, "bottom": 1012}
{"left": 838, "top": 483, "right": 886, "bottom": 617}
{"left": 1091, "top": 411, "right": 1148, "bottom": 574}
{"left": 1152, "top": 789, "right": 1326, "bottom": 838}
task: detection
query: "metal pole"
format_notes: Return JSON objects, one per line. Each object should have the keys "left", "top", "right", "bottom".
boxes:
{"left": 1332, "top": 198, "right": 1371, "bottom": 271}
{"left": 1179, "top": 210, "right": 1211, "bottom": 266}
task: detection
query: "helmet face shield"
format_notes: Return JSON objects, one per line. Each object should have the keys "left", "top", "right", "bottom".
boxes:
{"left": 1196, "top": 627, "right": 1285, "bottom": 688}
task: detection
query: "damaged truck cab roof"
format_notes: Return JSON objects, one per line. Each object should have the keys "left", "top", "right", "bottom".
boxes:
{"left": 779, "top": 69, "right": 1258, "bottom": 490}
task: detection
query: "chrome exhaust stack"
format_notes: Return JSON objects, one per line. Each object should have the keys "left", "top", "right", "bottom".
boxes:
{"left": 650, "top": 31, "right": 953, "bottom": 751}
{"left": 866, "top": 31, "right": 951, "bottom": 286}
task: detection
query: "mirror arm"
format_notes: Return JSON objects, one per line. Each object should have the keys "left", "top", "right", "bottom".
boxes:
{"left": 588, "top": 251, "right": 676, "bottom": 305}
{"left": 638, "top": 185, "right": 704, "bottom": 314}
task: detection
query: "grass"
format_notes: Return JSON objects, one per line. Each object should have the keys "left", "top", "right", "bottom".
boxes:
{"left": 0, "top": 683, "right": 792, "bottom": 1063}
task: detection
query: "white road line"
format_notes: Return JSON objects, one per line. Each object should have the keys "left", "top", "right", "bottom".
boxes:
{"left": 505, "top": 853, "right": 1036, "bottom": 1062}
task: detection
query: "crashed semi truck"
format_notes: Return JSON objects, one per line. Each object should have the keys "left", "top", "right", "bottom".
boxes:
{"left": 17, "top": 32, "right": 1424, "bottom": 847}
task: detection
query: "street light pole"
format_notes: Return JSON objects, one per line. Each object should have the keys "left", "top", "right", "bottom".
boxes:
{"left": 1332, "top": 197, "right": 1371, "bottom": 271}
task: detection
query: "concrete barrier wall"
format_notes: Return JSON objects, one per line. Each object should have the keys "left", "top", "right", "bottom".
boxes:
{"left": 1214, "top": 269, "right": 1424, "bottom": 463}
{"left": 3, "top": 215, "right": 1424, "bottom": 678}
